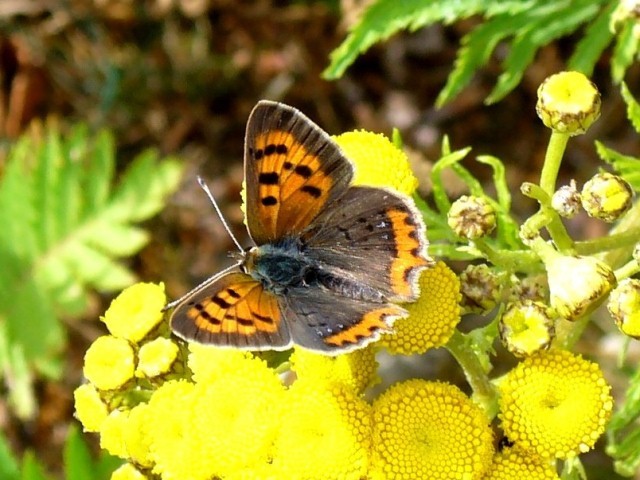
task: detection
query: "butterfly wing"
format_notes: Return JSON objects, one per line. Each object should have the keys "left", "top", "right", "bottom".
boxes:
{"left": 303, "top": 186, "right": 432, "bottom": 303}
{"left": 280, "top": 287, "right": 405, "bottom": 354}
{"left": 244, "top": 101, "right": 354, "bottom": 244}
{"left": 170, "top": 271, "right": 291, "bottom": 350}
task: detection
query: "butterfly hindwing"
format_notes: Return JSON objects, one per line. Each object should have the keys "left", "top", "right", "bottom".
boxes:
{"left": 244, "top": 101, "right": 354, "bottom": 244}
{"left": 303, "top": 186, "right": 431, "bottom": 303}
{"left": 170, "top": 271, "right": 291, "bottom": 350}
{"left": 280, "top": 287, "right": 405, "bottom": 354}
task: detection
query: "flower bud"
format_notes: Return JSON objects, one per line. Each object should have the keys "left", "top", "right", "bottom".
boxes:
{"left": 581, "top": 172, "right": 634, "bottom": 222}
{"left": 509, "top": 274, "right": 548, "bottom": 303}
{"left": 551, "top": 180, "right": 581, "bottom": 218}
{"left": 545, "top": 254, "right": 617, "bottom": 321}
{"left": 499, "top": 301, "right": 555, "bottom": 357}
{"left": 608, "top": 278, "right": 640, "bottom": 338}
{"left": 634, "top": 243, "right": 640, "bottom": 265}
{"left": 447, "top": 195, "right": 496, "bottom": 240}
{"left": 536, "top": 71, "right": 601, "bottom": 135}
{"left": 459, "top": 264, "right": 503, "bottom": 314}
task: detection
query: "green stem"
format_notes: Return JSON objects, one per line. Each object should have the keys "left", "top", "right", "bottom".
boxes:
{"left": 446, "top": 330, "right": 498, "bottom": 417}
{"left": 615, "top": 260, "right": 640, "bottom": 281}
{"left": 574, "top": 225, "right": 640, "bottom": 256}
{"left": 474, "top": 238, "right": 542, "bottom": 273}
{"left": 539, "top": 131, "right": 570, "bottom": 195}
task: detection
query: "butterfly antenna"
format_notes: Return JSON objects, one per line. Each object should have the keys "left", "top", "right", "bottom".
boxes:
{"left": 196, "top": 176, "right": 245, "bottom": 254}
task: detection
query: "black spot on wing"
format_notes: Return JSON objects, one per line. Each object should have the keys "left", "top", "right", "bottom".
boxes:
{"left": 301, "top": 185, "right": 322, "bottom": 198}
{"left": 259, "top": 172, "right": 280, "bottom": 185}
{"left": 261, "top": 196, "right": 278, "bottom": 206}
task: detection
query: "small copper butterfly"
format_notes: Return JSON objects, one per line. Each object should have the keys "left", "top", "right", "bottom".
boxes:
{"left": 168, "top": 101, "right": 432, "bottom": 354}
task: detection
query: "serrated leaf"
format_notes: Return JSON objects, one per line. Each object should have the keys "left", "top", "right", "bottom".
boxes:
{"left": 620, "top": 82, "right": 640, "bottom": 133}
{"left": 568, "top": 2, "right": 616, "bottom": 75}
{"left": 0, "top": 124, "right": 182, "bottom": 416}
{"left": 612, "top": 20, "right": 640, "bottom": 82}
{"left": 595, "top": 140, "right": 640, "bottom": 189}
{"left": 323, "top": 0, "right": 488, "bottom": 80}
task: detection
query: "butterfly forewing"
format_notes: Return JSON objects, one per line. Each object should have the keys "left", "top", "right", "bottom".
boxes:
{"left": 170, "top": 272, "right": 292, "bottom": 350}
{"left": 244, "top": 101, "right": 354, "bottom": 244}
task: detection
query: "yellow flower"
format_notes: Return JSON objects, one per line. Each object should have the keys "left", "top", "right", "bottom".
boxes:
{"left": 102, "top": 282, "right": 166, "bottom": 343}
{"left": 73, "top": 383, "right": 108, "bottom": 432}
{"left": 188, "top": 355, "right": 285, "bottom": 478}
{"left": 581, "top": 172, "right": 634, "bottom": 222}
{"left": 136, "top": 337, "right": 179, "bottom": 378}
{"left": 334, "top": 130, "right": 418, "bottom": 195}
{"left": 498, "top": 349, "right": 613, "bottom": 459}
{"left": 272, "top": 380, "right": 371, "bottom": 479}
{"left": 536, "top": 71, "right": 601, "bottom": 135}
{"left": 289, "top": 345, "right": 378, "bottom": 393}
{"left": 371, "top": 379, "right": 494, "bottom": 480}
{"left": 111, "top": 463, "right": 148, "bottom": 480}
{"left": 484, "top": 445, "right": 559, "bottom": 480}
{"left": 83, "top": 336, "right": 135, "bottom": 390}
{"left": 499, "top": 301, "right": 555, "bottom": 357}
{"left": 608, "top": 278, "right": 640, "bottom": 338}
{"left": 123, "top": 403, "right": 154, "bottom": 468}
{"left": 100, "top": 409, "right": 130, "bottom": 458}
{"left": 146, "top": 380, "right": 209, "bottom": 480}
{"left": 187, "top": 344, "right": 264, "bottom": 384}
{"left": 382, "top": 262, "right": 461, "bottom": 354}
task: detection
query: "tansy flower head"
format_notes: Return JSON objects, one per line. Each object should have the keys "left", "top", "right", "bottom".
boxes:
{"left": 498, "top": 349, "right": 613, "bottom": 459}
{"left": 187, "top": 343, "right": 266, "bottom": 384}
{"left": 101, "top": 282, "right": 166, "bottom": 343}
{"left": 607, "top": 278, "right": 640, "bottom": 338}
{"left": 334, "top": 130, "right": 418, "bottom": 195}
{"left": 100, "top": 409, "right": 130, "bottom": 458}
{"left": 447, "top": 195, "right": 497, "bottom": 240}
{"left": 289, "top": 345, "right": 378, "bottom": 393}
{"left": 485, "top": 445, "right": 559, "bottom": 480}
{"left": 73, "top": 383, "right": 108, "bottom": 432}
{"left": 83, "top": 335, "right": 135, "bottom": 390}
{"left": 135, "top": 337, "right": 179, "bottom": 378}
{"left": 581, "top": 172, "right": 634, "bottom": 223}
{"left": 111, "top": 463, "right": 148, "bottom": 480}
{"left": 187, "top": 355, "right": 285, "bottom": 478}
{"left": 272, "top": 379, "right": 371, "bottom": 479}
{"left": 382, "top": 262, "right": 461, "bottom": 354}
{"left": 499, "top": 301, "right": 555, "bottom": 357}
{"left": 460, "top": 263, "right": 504, "bottom": 314}
{"left": 371, "top": 379, "right": 494, "bottom": 480}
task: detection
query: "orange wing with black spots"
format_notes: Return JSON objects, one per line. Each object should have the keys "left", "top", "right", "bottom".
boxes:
{"left": 244, "top": 101, "right": 354, "bottom": 244}
{"left": 170, "top": 272, "right": 292, "bottom": 350}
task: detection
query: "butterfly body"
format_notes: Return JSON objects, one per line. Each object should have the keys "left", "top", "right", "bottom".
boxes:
{"left": 169, "top": 101, "right": 432, "bottom": 354}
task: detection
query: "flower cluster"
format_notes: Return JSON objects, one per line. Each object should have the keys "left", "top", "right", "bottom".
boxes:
{"left": 76, "top": 283, "right": 489, "bottom": 480}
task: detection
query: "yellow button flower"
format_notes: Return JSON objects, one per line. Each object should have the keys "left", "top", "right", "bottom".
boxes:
{"left": 371, "top": 379, "right": 494, "bottom": 480}
{"left": 111, "top": 463, "right": 148, "bottom": 480}
{"left": 73, "top": 383, "right": 108, "bottom": 432}
{"left": 484, "top": 445, "right": 559, "bottom": 480}
{"left": 334, "top": 130, "right": 418, "bottom": 195}
{"left": 382, "top": 262, "right": 461, "bottom": 354}
{"left": 187, "top": 344, "right": 265, "bottom": 384}
{"left": 136, "top": 337, "right": 179, "bottom": 378}
{"left": 83, "top": 335, "right": 135, "bottom": 390}
{"left": 289, "top": 345, "right": 378, "bottom": 393}
{"left": 272, "top": 380, "right": 371, "bottom": 479}
{"left": 499, "top": 301, "right": 555, "bottom": 357}
{"left": 101, "top": 282, "right": 166, "bottom": 343}
{"left": 188, "top": 355, "right": 285, "bottom": 479}
{"left": 499, "top": 349, "right": 613, "bottom": 459}
{"left": 608, "top": 278, "right": 640, "bottom": 338}
{"left": 123, "top": 403, "right": 153, "bottom": 468}
{"left": 100, "top": 409, "right": 130, "bottom": 458}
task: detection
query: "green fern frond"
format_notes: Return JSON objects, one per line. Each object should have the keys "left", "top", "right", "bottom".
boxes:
{"left": 0, "top": 123, "right": 182, "bottom": 384}
{"left": 621, "top": 82, "right": 640, "bottom": 133}
{"left": 327, "top": 0, "right": 622, "bottom": 106}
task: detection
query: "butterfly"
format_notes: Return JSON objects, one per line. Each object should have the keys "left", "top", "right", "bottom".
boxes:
{"left": 168, "top": 100, "right": 432, "bottom": 354}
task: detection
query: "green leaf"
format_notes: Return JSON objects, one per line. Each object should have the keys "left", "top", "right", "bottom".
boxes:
{"left": 595, "top": 141, "right": 640, "bottom": 189}
{"left": 20, "top": 452, "right": 51, "bottom": 480}
{"left": 568, "top": 2, "right": 616, "bottom": 75}
{"left": 323, "top": 0, "right": 488, "bottom": 80}
{"left": 612, "top": 20, "right": 640, "bottom": 82}
{"left": 64, "top": 426, "right": 94, "bottom": 480}
{"left": 0, "top": 124, "right": 183, "bottom": 417}
{"left": 0, "top": 430, "right": 20, "bottom": 480}
{"left": 620, "top": 82, "right": 640, "bottom": 133}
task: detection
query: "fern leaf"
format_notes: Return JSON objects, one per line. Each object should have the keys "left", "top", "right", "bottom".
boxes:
{"left": 323, "top": 0, "right": 488, "bottom": 80}
{"left": 595, "top": 141, "right": 640, "bottom": 189}
{"left": 0, "top": 124, "right": 182, "bottom": 382}
{"left": 568, "top": 2, "right": 616, "bottom": 75}
{"left": 487, "top": 0, "right": 601, "bottom": 104}
{"left": 621, "top": 82, "right": 640, "bottom": 133}
{"left": 612, "top": 20, "right": 640, "bottom": 82}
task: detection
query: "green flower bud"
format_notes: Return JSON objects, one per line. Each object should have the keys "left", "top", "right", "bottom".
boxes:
{"left": 581, "top": 172, "right": 634, "bottom": 222}
{"left": 499, "top": 301, "right": 555, "bottom": 357}
{"left": 459, "top": 264, "right": 503, "bottom": 314}
{"left": 551, "top": 180, "right": 581, "bottom": 218}
{"left": 608, "top": 278, "right": 640, "bottom": 339}
{"left": 536, "top": 71, "right": 601, "bottom": 135}
{"left": 447, "top": 195, "right": 496, "bottom": 240}
{"left": 509, "top": 274, "right": 548, "bottom": 303}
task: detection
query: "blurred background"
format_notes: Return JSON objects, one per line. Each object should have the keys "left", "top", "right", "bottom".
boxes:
{"left": 0, "top": 0, "right": 638, "bottom": 477}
